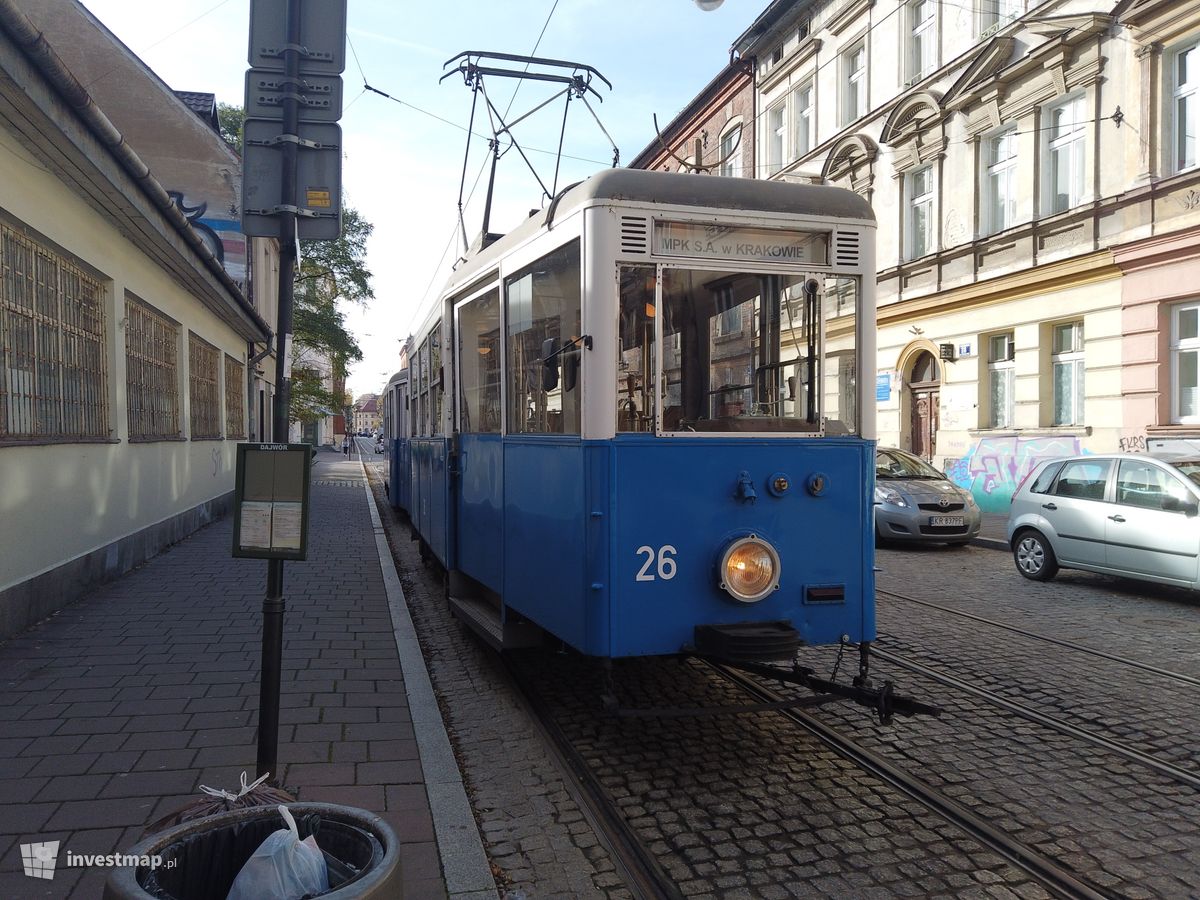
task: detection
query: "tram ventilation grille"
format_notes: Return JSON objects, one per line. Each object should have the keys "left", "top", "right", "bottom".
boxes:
{"left": 834, "top": 231, "right": 860, "bottom": 267}
{"left": 620, "top": 216, "right": 649, "bottom": 255}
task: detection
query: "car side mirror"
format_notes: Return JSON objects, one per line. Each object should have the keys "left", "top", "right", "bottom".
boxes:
{"left": 541, "top": 337, "right": 560, "bottom": 392}
{"left": 1164, "top": 495, "right": 1199, "bottom": 516}
{"left": 562, "top": 347, "right": 579, "bottom": 393}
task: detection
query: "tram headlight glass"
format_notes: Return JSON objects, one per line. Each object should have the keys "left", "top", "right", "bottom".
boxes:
{"left": 719, "top": 536, "right": 780, "bottom": 603}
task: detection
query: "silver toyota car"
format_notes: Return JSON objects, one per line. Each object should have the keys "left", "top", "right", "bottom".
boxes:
{"left": 874, "top": 447, "right": 981, "bottom": 545}
{"left": 1007, "top": 453, "right": 1200, "bottom": 587}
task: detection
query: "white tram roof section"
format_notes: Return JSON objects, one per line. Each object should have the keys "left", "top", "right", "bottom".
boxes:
{"left": 447, "top": 169, "right": 876, "bottom": 291}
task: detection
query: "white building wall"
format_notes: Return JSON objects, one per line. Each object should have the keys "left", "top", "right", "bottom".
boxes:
{"left": 0, "top": 127, "right": 250, "bottom": 594}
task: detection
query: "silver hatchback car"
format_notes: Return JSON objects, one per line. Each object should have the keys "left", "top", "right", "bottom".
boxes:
{"left": 1007, "top": 454, "right": 1200, "bottom": 587}
{"left": 874, "top": 447, "right": 982, "bottom": 545}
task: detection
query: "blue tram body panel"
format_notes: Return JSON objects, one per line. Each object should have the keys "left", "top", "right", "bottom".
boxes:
{"left": 456, "top": 433, "right": 504, "bottom": 593}
{"left": 411, "top": 437, "right": 454, "bottom": 569}
{"left": 603, "top": 438, "right": 875, "bottom": 658}
{"left": 501, "top": 438, "right": 591, "bottom": 651}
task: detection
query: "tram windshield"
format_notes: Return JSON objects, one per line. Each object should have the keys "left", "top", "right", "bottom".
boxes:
{"left": 618, "top": 266, "right": 860, "bottom": 435}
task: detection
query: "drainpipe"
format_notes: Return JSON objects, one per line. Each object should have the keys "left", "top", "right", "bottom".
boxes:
{"left": 247, "top": 337, "right": 273, "bottom": 441}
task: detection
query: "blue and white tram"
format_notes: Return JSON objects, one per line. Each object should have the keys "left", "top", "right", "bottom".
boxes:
{"left": 393, "top": 169, "right": 920, "bottom": 712}
{"left": 382, "top": 368, "right": 410, "bottom": 511}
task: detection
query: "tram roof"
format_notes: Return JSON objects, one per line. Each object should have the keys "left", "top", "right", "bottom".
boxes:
{"left": 450, "top": 168, "right": 875, "bottom": 289}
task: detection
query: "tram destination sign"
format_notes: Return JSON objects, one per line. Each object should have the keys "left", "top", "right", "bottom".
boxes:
{"left": 654, "top": 221, "right": 829, "bottom": 265}
{"left": 232, "top": 443, "right": 312, "bottom": 560}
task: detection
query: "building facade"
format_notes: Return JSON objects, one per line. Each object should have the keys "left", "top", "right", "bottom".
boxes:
{"left": 726, "top": 0, "right": 1200, "bottom": 509}
{"left": 0, "top": 2, "right": 270, "bottom": 638}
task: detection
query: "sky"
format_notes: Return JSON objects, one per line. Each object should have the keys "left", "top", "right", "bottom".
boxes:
{"left": 79, "top": 0, "right": 763, "bottom": 399}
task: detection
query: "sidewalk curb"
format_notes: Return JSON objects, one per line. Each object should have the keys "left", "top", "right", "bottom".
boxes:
{"left": 359, "top": 461, "right": 498, "bottom": 898}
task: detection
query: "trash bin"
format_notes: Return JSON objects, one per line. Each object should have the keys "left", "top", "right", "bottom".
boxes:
{"left": 102, "top": 803, "right": 400, "bottom": 899}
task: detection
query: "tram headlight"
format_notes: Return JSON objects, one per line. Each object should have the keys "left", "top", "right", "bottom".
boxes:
{"left": 719, "top": 535, "right": 780, "bottom": 603}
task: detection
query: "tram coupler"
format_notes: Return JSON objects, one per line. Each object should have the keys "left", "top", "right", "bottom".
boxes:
{"left": 695, "top": 650, "right": 942, "bottom": 725}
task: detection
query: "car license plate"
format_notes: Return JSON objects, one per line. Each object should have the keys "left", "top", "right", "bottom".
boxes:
{"left": 929, "top": 515, "right": 965, "bottom": 527}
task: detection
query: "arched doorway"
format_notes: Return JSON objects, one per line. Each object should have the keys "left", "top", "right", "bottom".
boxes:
{"left": 906, "top": 351, "right": 940, "bottom": 460}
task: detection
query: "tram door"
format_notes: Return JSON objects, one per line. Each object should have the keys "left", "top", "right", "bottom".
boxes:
{"left": 907, "top": 351, "right": 939, "bottom": 460}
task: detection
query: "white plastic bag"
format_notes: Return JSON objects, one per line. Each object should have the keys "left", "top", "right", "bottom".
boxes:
{"left": 226, "top": 805, "right": 330, "bottom": 900}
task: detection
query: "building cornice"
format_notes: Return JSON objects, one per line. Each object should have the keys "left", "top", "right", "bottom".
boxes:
{"left": 1112, "top": 222, "right": 1200, "bottom": 271}
{"left": 878, "top": 251, "right": 1120, "bottom": 326}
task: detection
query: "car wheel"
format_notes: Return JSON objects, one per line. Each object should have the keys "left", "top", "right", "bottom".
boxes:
{"left": 1013, "top": 530, "right": 1058, "bottom": 581}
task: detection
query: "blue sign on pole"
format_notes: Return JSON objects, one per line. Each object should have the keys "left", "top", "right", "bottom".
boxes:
{"left": 876, "top": 373, "right": 891, "bottom": 401}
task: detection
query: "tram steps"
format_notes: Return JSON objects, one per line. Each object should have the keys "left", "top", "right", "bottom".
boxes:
{"left": 449, "top": 594, "right": 543, "bottom": 650}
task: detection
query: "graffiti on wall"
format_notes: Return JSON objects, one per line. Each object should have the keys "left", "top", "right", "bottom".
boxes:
{"left": 945, "top": 434, "right": 1084, "bottom": 512}
{"left": 168, "top": 191, "right": 247, "bottom": 289}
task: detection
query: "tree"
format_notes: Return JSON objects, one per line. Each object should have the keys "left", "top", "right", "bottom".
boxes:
{"left": 289, "top": 366, "right": 337, "bottom": 424}
{"left": 217, "top": 103, "right": 244, "bottom": 153}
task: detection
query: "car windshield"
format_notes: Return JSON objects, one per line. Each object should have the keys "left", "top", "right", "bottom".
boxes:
{"left": 877, "top": 449, "right": 944, "bottom": 479}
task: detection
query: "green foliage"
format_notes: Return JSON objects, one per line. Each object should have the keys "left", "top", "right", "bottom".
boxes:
{"left": 298, "top": 206, "right": 374, "bottom": 305}
{"left": 289, "top": 367, "right": 336, "bottom": 424}
{"left": 217, "top": 103, "right": 244, "bottom": 153}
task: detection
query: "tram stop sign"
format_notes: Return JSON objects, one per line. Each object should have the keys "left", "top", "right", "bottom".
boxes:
{"left": 232, "top": 443, "right": 313, "bottom": 560}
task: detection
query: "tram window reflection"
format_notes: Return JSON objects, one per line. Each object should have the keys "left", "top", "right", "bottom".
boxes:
{"left": 505, "top": 241, "right": 582, "bottom": 435}
{"left": 661, "top": 268, "right": 831, "bottom": 433}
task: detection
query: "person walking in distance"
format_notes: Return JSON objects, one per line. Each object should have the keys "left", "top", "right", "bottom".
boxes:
{"left": 343, "top": 435, "right": 350, "bottom": 457}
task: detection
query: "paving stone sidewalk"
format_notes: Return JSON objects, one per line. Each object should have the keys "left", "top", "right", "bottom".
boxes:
{"left": 0, "top": 447, "right": 489, "bottom": 898}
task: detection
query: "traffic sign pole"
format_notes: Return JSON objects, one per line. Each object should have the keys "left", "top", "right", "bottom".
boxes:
{"left": 243, "top": 0, "right": 346, "bottom": 785}
{"left": 257, "top": 0, "right": 301, "bottom": 785}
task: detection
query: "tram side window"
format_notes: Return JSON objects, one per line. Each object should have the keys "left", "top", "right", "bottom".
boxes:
{"left": 458, "top": 289, "right": 501, "bottom": 433}
{"left": 506, "top": 241, "right": 582, "bottom": 435}
{"left": 618, "top": 266, "right": 657, "bottom": 432}
{"left": 430, "top": 325, "right": 444, "bottom": 435}
{"left": 417, "top": 338, "right": 430, "bottom": 436}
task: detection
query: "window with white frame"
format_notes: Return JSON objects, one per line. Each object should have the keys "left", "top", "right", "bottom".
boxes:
{"left": 843, "top": 43, "right": 866, "bottom": 125}
{"left": 983, "top": 128, "right": 1018, "bottom": 234}
{"left": 988, "top": 332, "right": 1015, "bottom": 428}
{"left": 1051, "top": 321, "right": 1084, "bottom": 425}
{"left": 1172, "top": 302, "right": 1200, "bottom": 423}
{"left": 793, "top": 82, "right": 814, "bottom": 159}
{"left": 1175, "top": 42, "right": 1198, "bottom": 172}
{"left": 767, "top": 103, "right": 786, "bottom": 175}
{"left": 980, "top": 0, "right": 1023, "bottom": 37}
{"left": 1045, "top": 95, "right": 1085, "bottom": 214}
{"left": 718, "top": 123, "right": 742, "bottom": 177}
{"left": 908, "top": 0, "right": 936, "bottom": 84}
{"left": 907, "top": 166, "right": 935, "bottom": 259}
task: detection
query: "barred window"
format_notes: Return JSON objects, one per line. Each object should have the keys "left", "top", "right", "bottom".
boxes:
{"left": 1, "top": 222, "right": 109, "bottom": 442}
{"left": 125, "top": 295, "right": 180, "bottom": 439}
{"left": 189, "top": 333, "right": 220, "bottom": 439}
{"left": 225, "top": 354, "right": 246, "bottom": 439}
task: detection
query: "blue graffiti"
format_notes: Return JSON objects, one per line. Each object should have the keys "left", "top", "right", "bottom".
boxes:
{"left": 946, "top": 435, "right": 1085, "bottom": 513}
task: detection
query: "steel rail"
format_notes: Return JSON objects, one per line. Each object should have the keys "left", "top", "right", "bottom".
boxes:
{"left": 504, "top": 656, "right": 683, "bottom": 900}
{"left": 871, "top": 646, "right": 1200, "bottom": 791}
{"left": 878, "top": 589, "right": 1200, "bottom": 688}
{"left": 704, "top": 661, "right": 1112, "bottom": 900}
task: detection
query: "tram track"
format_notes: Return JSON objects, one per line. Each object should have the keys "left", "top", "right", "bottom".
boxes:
{"left": 877, "top": 588, "right": 1200, "bottom": 688}
{"left": 700, "top": 658, "right": 1109, "bottom": 900}
{"left": 503, "top": 653, "right": 683, "bottom": 900}
{"left": 868, "top": 644, "right": 1200, "bottom": 791}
